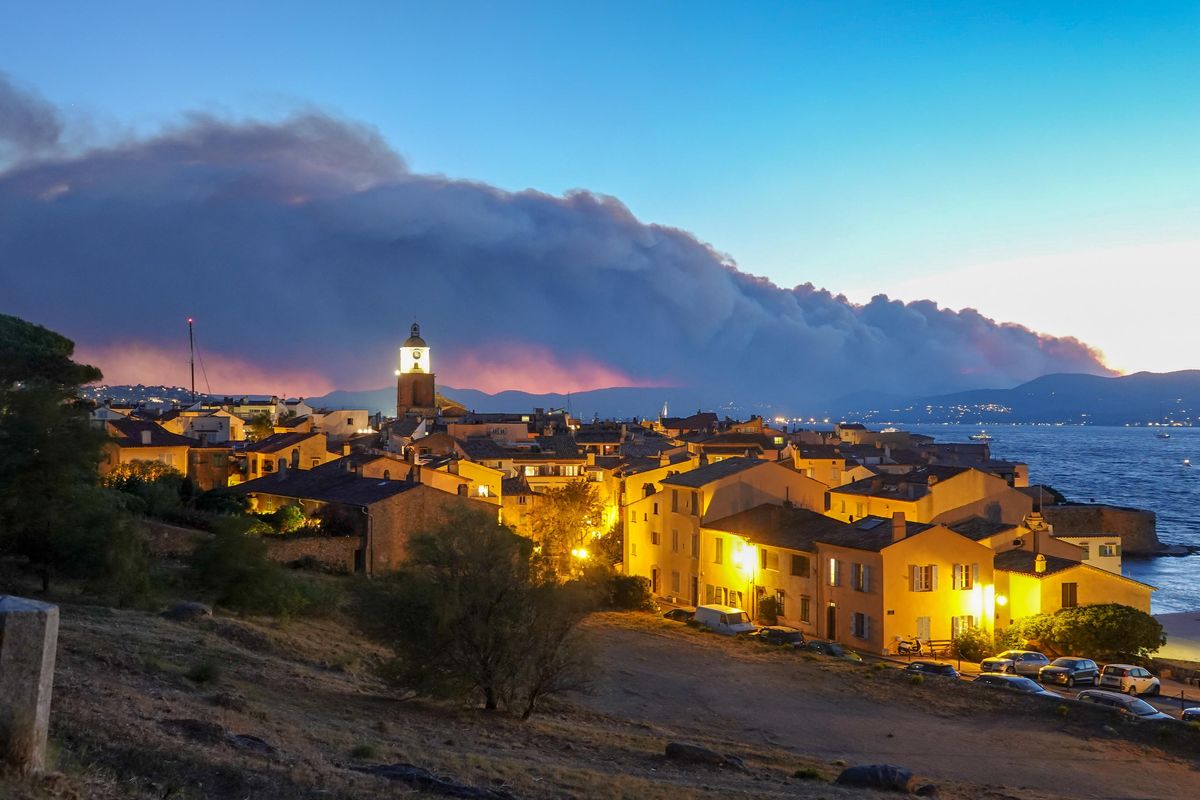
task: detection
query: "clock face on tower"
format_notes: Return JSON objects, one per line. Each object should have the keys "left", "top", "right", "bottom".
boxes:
{"left": 413, "top": 350, "right": 422, "bottom": 360}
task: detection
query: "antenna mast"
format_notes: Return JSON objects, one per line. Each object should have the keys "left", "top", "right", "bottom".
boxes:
{"left": 187, "top": 317, "right": 196, "bottom": 403}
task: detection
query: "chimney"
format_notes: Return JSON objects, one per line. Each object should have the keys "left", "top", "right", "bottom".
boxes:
{"left": 342, "top": 443, "right": 351, "bottom": 457}
{"left": 1035, "top": 553, "right": 1047, "bottom": 574}
{"left": 892, "top": 511, "right": 907, "bottom": 543}
{"left": 140, "top": 430, "right": 152, "bottom": 445}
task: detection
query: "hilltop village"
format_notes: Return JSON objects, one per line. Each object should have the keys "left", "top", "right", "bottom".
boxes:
{"left": 90, "top": 323, "right": 1156, "bottom": 656}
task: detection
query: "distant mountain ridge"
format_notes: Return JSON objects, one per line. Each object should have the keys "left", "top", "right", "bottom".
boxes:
{"left": 311, "top": 385, "right": 784, "bottom": 421}
{"left": 839, "top": 370, "right": 1200, "bottom": 426}
{"left": 87, "top": 370, "right": 1200, "bottom": 425}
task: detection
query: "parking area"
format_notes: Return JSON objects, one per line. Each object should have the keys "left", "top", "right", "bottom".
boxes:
{"left": 884, "top": 649, "right": 1200, "bottom": 719}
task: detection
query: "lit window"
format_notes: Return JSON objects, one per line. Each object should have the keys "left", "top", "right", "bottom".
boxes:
{"left": 828, "top": 558, "right": 841, "bottom": 587}
{"left": 1099, "top": 544, "right": 1120, "bottom": 558}
{"left": 911, "top": 565, "right": 936, "bottom": 592}
{"left": 952, "top": 563, "right": 976, "bottom": 590}
{"left": 714, "top": 538, "right": 725, "bottom": 565}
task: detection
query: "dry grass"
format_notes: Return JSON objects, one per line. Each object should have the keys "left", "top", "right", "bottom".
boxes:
{"left": 3, "top": 601, "right": 1193, "bottom": 799}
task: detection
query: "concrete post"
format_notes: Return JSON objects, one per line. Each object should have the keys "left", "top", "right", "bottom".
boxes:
{"left": 0, "top": 596, "right": 59, "bottom": 775}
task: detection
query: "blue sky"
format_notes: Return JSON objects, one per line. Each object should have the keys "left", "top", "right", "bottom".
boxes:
{"left": 3, "top": 1, "right": 1199, "bottom": 373}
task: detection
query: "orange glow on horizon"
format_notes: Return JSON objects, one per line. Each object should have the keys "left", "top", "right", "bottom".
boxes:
{"left": 440, "top": 343, "right": 669, "bottom": 395}
{"left": 75, "top": 341, "right": 335, "bottom": 398}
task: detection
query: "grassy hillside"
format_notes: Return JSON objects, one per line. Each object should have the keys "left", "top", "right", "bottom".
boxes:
{"left": 4, "top": 596, "right": 1199, "bottom": 800}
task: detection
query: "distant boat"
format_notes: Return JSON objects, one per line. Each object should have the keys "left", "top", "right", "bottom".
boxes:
{"left": 1156, "top": 431, "right": 1171, "bottom": 440}
{"left": 969, "top": 431, "right": 993, "bottom": 442}
{"left": 880, "top": 427, "right": 899, "bottom": 433}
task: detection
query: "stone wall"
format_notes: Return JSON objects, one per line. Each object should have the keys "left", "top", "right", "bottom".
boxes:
{"left": 263, "top": 534, "right": 362, "bottom": 573}
{"left": 1043, "top": 504, "right": 1161, "bottom": 555}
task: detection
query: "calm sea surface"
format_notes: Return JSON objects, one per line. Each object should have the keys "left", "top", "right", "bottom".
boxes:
{"left": 903, "top": 424, "right": 1200, "bottom": 613}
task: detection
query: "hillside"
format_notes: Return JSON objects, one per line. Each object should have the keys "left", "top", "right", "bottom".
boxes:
{"left": 6, "top": 602, "right": 1199, "bottom": 799}
{"left": 840, "top": 370, "right": 1200, "bottom": 426}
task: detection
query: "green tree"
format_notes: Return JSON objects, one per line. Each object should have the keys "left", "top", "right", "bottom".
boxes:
{"left": 101, "top": 460, "right": 189, "bottom": 517}
{"left": 0, "top": 314, "right": 150, "bottom": 599}
{"left": 356, "top": 507, "right": 593, "bottom": 716}
{"left": 246, "top": 411, "right": 274, "bottom": 442}
{"left": 1011, "top": 604, "right": 1165, "bottom": 661}
{"left": 190, "top": 517, "right": 338, "bottom": 618}
{"left": 530, "top": 480, "right": 604, "bottom": 575}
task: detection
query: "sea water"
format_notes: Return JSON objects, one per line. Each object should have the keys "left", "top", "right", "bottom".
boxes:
{"left": 903, "top": 424, "right": 1200, "bottom": 613}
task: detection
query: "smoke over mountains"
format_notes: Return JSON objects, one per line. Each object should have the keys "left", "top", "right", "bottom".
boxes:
{"left": 0, "top": 73, "right": 1113, "bottom": 405}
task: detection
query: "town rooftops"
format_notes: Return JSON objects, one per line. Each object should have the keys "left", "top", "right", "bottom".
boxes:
{"left": 815, "top": 516, "right": 936, "bottom": 552}
{"left": 244, "top": 431, "right": 322, "bottom": 453}
{"left": 107, "top": 418, "right": 195, "bottom": 448}
{"left": 275, "top": 415, "right": 312, "bottom": 429}
{"left": 704, "top": 503, "right": 852, "bottom": 553}
{"left": 831, "top": 465, "right": 972, "bottom": 499}
{"left": 501, "top": 474, "right": 537, "bottom": 496}
{"left": 993, "top": 550, "right": 1083, "bottom": 577}
{"left": 660, "top": 456, "right": 764, "bottom": 487}
{"left": 947, "top": 516, "right": 1020, "bottom": 542}
{"left": 660, "top": 412, "right": 718, "bottom": 430}
{"left": 228, "top": 465, "right": 418, "bottom": 506}
{"left": 836, "top": 422, "right": 868, "bottom": 431}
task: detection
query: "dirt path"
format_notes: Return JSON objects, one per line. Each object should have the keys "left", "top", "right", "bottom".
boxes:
{"left": 582, "top": 617, "right": 1199, "bottom": 800}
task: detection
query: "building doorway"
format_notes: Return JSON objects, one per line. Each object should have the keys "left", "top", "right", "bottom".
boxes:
{"left": 916, "top": 616, "right": 931, "bottom": 643}
{"left": 826, "top": 603, "right": 838, "bottom": 641}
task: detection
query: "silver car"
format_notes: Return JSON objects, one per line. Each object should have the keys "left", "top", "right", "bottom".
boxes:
{"left": 980, "top": 650, "right": 1050, "bottom": 677}
{"left": 1076, "top": 689, "right": 1172, "bottom": 721}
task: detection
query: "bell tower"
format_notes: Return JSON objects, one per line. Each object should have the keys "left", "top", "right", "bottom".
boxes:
{"left": 395, "top": 322, "right": 438, "bottom": 417}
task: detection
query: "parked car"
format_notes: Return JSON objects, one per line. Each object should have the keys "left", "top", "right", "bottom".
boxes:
{"left": 662, "top": 608, "right": 694, "bottom": 623}
{"left": 973, "top": 673, "right": 1059, "bottom": 697}
{"left": 980, "top": 650, "right": 1050, "bottom": 676}
{"left": 1099, "top": 664, "right": 1160, "bottom": 696}
{"left": 1075, "top": 689, "right": 1172, "bottom": 721}
{"left": 750, "top": 625, "right": 806, "bottom": 647}
{"left": 1038, "top": 657, "right": 1099, "bottom": 687}
{"left": 806, "top": 640, "right": 864, "bottom": 662}
{"left": 693, "top": 604, "right": 757, "bottom": 636}
{"left": 904, "top": 661, "right": 959, "bottom": 679}
{"left": 1182, "top": 707, "right": 1200, "bottom": 723}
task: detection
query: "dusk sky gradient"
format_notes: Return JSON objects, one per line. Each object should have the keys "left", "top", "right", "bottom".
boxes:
{"left": 1, "top": 1, "right": 1197, "bottom": 402}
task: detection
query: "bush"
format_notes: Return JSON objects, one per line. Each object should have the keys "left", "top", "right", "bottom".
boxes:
{"left": 602, "top": 574, "right": 657, "bottom": 611}
{"left": 1056, "top": 704, "right": 1070, "bottom": 718}
{"left": 758, "top": 595, "right": 780, "bottom": 626}
{"left": 350, "top": 743, "right": 378, "bottom": 760}
{"left": 793, "top": 767, "right": 822, "bottom": 780}
{"left": 953, "top": 627, "right": 996, "bottom": 662}
{"left": 187, "top": 660, "right": 222, "bottom": 685}
{"left": 194, "top": 489, "right": 250, "bottom": 516}
{"left": 190, "top": 518, "right": 341, "bottom": 618}
{"left": 908, "top": 674, "right": 924, "bottom": 686}
{"left": 160, "top": 507, "right": 220, "bottom": 532}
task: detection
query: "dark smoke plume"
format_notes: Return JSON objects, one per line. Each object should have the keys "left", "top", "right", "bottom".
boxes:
{"left": 0, "top": 75, "right": 1112, "bottom": 405}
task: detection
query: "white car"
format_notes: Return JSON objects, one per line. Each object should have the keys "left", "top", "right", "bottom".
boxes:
{"left": 1099, "top": 664, "right": 1160, "bottom": 696}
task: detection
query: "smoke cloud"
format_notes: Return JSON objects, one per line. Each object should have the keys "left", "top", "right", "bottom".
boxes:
{"left": 0, "top": 74, "right": 63, "bottom": 160}
{"left": 0, "top": 76, "right": 1113, "bottom": 407}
